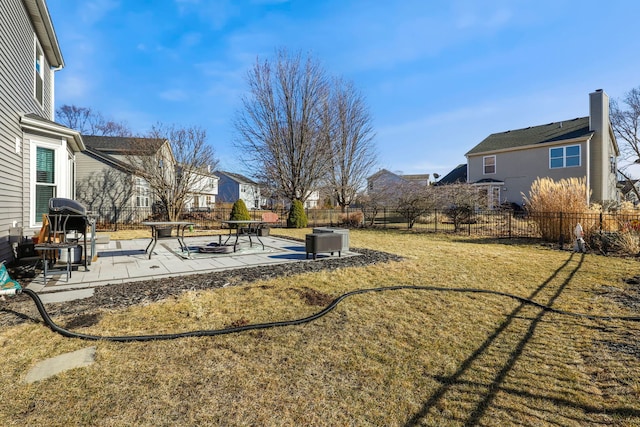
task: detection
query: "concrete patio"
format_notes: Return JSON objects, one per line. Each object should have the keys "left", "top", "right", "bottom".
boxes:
{"left": 26, "top": 235, "right": 356, "bottom": 303}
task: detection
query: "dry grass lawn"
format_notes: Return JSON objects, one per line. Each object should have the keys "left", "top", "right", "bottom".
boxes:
{"left": 1, "top": 229, "right": 639, "bottom": 426}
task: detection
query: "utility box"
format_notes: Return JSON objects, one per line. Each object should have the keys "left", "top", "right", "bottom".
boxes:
{"left": 312, "top": 227, "right": 349, "bottom": 252}
{"left": 305, "top": 233, "right": 342, "bottom": 260}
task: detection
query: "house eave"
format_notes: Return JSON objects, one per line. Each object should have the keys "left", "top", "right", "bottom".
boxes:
{"left": 21, "top": 114, "right": 84, "bottom": 151}
{"left": 466, "top": 134, "right": 593, "bottom": 158}
{"left": 609, "top": 124, "right": 620, "bottom": 156}
{"left": 23, "top": 0, "right": 64, "bottom": 68}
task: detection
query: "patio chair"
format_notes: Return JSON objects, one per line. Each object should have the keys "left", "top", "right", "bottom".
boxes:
{"left": 34, "top": 213, "right": 78, "bottom": 284}
{"left": 258, "top": 212, "right": 279, "bottom": 236}
{"left": 261, "top": 212, "right": 279, "bottom": 224}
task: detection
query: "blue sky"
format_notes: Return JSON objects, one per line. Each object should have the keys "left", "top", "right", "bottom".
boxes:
{"left": 46, "top": 0, "right": 640, "bottom": 179}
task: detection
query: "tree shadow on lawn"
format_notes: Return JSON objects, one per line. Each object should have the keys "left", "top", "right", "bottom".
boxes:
{"left": 404, "top": 252, "right": 640, "bottom": 426}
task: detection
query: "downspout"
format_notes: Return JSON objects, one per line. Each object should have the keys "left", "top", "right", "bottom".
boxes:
{"left": 50, "top": 65, "right": 63, "bottom": 120}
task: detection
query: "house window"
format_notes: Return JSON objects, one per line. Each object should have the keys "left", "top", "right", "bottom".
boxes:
{"left": 483, "top": 156, "right": 496, "bottom": 174}
{"left": 135, "top": 178, "right": 150, "bottom": 207}
{"left": 34, "top": 40, "right": 44, "bottom": 105}
{"left": 550, "top": 145, "right": 581, "bottom": 168}
{"left": 610, "top": 156, "right": 616, "bottom": 174}
{"left": 35, "top": 147, "right": 56, "bottom": 222}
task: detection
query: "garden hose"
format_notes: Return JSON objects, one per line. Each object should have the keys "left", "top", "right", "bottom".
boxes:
{"left": 4, "top": 285, "right": 639, "bottom": 343}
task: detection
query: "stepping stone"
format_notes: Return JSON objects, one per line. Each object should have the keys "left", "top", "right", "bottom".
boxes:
{"left": 38, "top": 288, "right": 94, "bottom": 303}
{"left": 24, "top": 346, "right": 96, "bottom": 383}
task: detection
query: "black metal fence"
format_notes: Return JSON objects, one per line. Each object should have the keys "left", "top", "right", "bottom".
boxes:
{"left": 91, "top": 206, "right": 640, "bottom": 244}
{"left": 92, "top": 207, "right": 356, "bottom": 231}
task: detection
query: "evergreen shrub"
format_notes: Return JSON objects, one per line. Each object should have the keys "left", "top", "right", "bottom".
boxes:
{"left": 287, "top": 200, "right": 308, "bottom": 228}
{"left": 229, "top": 199, "right": 251, "bottom": 228}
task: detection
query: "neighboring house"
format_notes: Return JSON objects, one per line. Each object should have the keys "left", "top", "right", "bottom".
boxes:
{"left": 77, "top": 136, "right": 219, "bottom": 218}
{"left": 75, "top": 135, "right": 172, "bottom": 220}
{"left": 0, "top": 0, "right": 84, "bottom": 263}
{"left": 214, "top": 171, "right": 262, "bottom": 209}
{"left": 262, "top": 189, "right": 321, "bottom": 210}
{"left": 180, "top": 165, "right": 219, "bottom": 211}
{"left": 367, "top": 169, "right": 430, "bottom": 199}
{"left": 466, "top": 90, "right": 619, "bottom": 208}
{"left": 436, "top": 164, "right": 467, "bottom": 185}
{"left": 302, "top": 190, "right": 321, "bottom": 209}
{"left": 619, "top": 179, "right": 640, "bottom": 205}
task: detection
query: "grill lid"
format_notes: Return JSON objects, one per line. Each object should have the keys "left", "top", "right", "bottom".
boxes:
{"left": 49, "top": 198, "right": 87, "bottom": 216}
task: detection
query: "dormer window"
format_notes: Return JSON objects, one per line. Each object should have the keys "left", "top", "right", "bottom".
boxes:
{"left": 34, "top": 39, "right": 44, "bottom": 105}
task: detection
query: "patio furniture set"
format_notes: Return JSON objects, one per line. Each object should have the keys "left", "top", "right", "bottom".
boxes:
{"left": 13, "top": 200, "right": 349, "bottom": 284}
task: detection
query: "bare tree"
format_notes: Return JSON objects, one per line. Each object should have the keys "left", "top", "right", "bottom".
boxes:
{"left": 234, "top": 49, "right": 333, "bottom": 205}
{"left": 56, "top": 105, "right": 131, "bottom": 136}
{"left": 357, "top": 190, "right": 387, "bottom": 227}
{"left": 125, "top": 124, "right": 218, "bottom": 221}
{"left": 395, "top": 182, "right": 439, "bottom": 229}
{"left": 328, "top": 78, "right": 377, "bottom": 212}
{"left": 436, "top": 183, "right": 483, "bottom": 232}
{"left": 611, "top": 87, "right": 640, "bottom": 201}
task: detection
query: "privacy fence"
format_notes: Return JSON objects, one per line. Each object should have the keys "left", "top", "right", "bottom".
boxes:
{"left": 92, "top": 206, "right": 640, "bottom": 246}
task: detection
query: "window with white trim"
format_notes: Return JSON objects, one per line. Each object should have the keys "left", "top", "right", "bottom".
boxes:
{"left": 34, "top": 39, "right": 44, "bottom": 105}
{"left": 35, "top": 147, "right": 56, "bottom": 223}
{"left": 483, "top": 156, "right": 496, "bottom": 174}
{"left": 550, "top": 145, "right": 580, "bottom": 169}
{"left": 135, "top": 178, "right": 150, "bottom": 207}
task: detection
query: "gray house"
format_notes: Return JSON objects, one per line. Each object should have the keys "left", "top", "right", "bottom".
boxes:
{"left": 466, "top": 90, "right": 619, "bottom": 208}
{"left": 1, "top": 0, "right": 84, "bottom": 263}
{"left": 75, "top": 135, "right": 171, "bottom": 220}
{"left": 366, "top": 169, "right": 431, "bottom": 204}
{"left": 77, "top": 136, "right": 219, "bottom": 219}
{"left": 214, "top": 171, "right": 262, "bottom": 209}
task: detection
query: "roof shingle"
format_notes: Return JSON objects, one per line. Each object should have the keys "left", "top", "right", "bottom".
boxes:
{"left": 466, "top": 117, "right": 593, "bottom": 156}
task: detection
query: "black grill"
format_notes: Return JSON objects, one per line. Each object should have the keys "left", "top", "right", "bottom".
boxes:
{"left": 49, "top": 198, "right": 90, "bottom": 232}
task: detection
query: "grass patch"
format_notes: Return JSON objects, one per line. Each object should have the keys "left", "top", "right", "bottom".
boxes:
{"left": 1, "top": 230, "right": 639, "bottom": 426}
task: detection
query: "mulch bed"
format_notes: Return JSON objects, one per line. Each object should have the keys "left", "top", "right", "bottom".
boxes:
{"left": 0, "top": 248, "right": 402, "bottom": 328}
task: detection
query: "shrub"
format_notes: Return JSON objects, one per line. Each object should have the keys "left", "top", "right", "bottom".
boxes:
{"left": 229, "top": 199, "right": 251, "bottom": 226}
{"left": 338, "top": 211, "right": 363, "bottom": 227}
{"left": 523, "top": 177, "right": 598, "bottom": 242}
{"left": 445, "top": 205, "right": 474, "bottom": 232}
{"left": 589, "top": 231, "right": 640, "bottom": 255}
{"left": 287, "top": 200, "right": 308, "bottom": 228}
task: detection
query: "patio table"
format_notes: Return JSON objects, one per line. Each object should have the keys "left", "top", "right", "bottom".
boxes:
{"left": 142, "top": 221, "right": 195, "bottom": 259}
{"left": 221, "top": 220, "right": 266, "bottom": 252}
